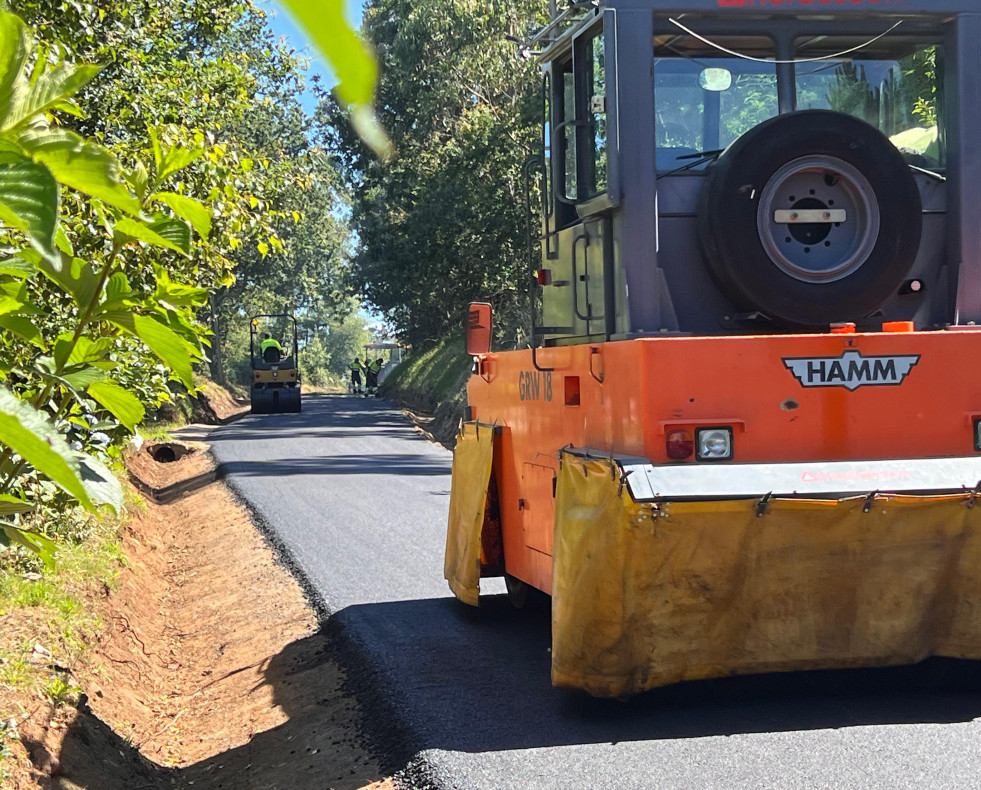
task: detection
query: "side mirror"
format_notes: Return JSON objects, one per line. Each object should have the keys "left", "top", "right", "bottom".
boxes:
{"left": 466, "top": 302, "right": 493, "bottom": 356}
{"left": 699, "top": 67, "right": 733, "bottom": 92}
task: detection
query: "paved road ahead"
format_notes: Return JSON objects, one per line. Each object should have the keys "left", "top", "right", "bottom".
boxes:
{"left": 211, "top": 394, "right": 981, "bottom": 790}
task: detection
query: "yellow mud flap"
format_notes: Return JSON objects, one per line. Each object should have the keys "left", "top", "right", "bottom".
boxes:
{"left": 444, "top": 422, "right": 495, "bottom": 606}
{"left": 552, "top": 454, "right": 981, "bottom": 697}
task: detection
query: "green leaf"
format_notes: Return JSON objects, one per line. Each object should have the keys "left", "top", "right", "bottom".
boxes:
{"left": 0, "top": 386, "right": 93, "bottom": 508}
{"left": 0, "top": 523, "right": 56, "bottom": 570}
{"left": 0, "top": 314, "right": 44, "bottom": 347}
{"left": 3, "top": 63, "right": 102, "bottom": 131}
{"left": 74, "top": 453, "right": 123, "bottom": 514}
{"left": 124, "top": 161, "right": 149, "bottom": 200}
{"left": 135, "top": 314, "right": 195, "bottom": 388}
{"left": 88, "top": 380, "right": 144, "bottom": 431}
{"left": 0, "top": 155, "right": 58, "bottom": 254}
{"left": 350, "top": 106, "right": 392, "bottom": 162}
{"left": 54, "top": 224, "right": 73, "bottom": 255}
{"left": 157, "top": 145, "right": 203, "bottom": 183}
{"left": 60, "top": 365, "right": 106, "bottom": 392}
{"left": 0, "top": 279, "right": 32, "bottom": 315}
{"left": 17, "top": 127, "right": 140, "bottom": 214}
{"left": 105, "top": 271, "right": 132, "bottom": 302}
{"left": 152, "top": 192, "right": 211, "bottom": 239}
{"left": 0, "top": 12, "right": 29, "bottom": 131}
{"left": 148, "top": 127, "right": 163, "bottom": 177}
{"left": 0, "top": 255, "right": 34, "bottom": 278}
{"left": 66, "top": 336, "right": 112, "bottom": 366}
{"left": 36, "top": 252, "right": 101, "bottom": 306}
{"left": 148, "top": 217, "right": 191, "bottom": 255}
{"left": 52, "top": 98, "right": 83, "bottom": 118}
{"left": 0, "top": 493, "right": 32, "bottom": 515}
{"left": 105, "top": 312, "right": 195, "bottom": 389}
{"left": 154, "top": 271, "right": 208, "bottom": 307}
{"left": 114, "top": 216, "right": 190, "bottom": 256}
{"left": 0, "top": 292, "right": 24, "bottom": 316}
{"left": 278, "top": 0, "right": 391, "bottom": 158}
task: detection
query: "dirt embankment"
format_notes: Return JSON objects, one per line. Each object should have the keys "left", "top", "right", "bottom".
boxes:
{"left": 5, "top": 438, "right": 394, "bottom": 790}
{"left": 381, "top": 337, "right": 471, "bottom": 448}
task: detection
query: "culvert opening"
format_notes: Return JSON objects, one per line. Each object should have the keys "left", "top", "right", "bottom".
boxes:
{"left": 147, "top": 443, "right": 194, "bottom": 464}
{"left": 152, "top": 446, "right": 177, "bottom": 463}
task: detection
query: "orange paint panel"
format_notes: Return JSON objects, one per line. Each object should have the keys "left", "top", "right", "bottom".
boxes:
{"left": 470, "top": 330, "right": 981, "bottom": 591}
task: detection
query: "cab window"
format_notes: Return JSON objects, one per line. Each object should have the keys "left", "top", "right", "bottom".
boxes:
{"left": 582, "top": 30, "right": 607, "bottom": 199}
{"left": 550, "top": 26, "right": 610, "bottom": 214}
{"left": 795, "top": 36, "right": 944, "bottom": 172}
{"left": 654, "top": 35, "right": 778, "bottom": 172}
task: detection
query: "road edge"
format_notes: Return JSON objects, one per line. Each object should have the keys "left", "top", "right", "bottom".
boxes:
{"left": 216, "top": 455, "right": 446, "bottom": 790}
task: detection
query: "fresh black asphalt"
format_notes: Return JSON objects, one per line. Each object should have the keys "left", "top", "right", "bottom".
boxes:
{"left": 209, "top": 393, "right": 981, "bottom": 790}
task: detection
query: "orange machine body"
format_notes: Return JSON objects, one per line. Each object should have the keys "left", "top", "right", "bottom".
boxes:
{"left": 467, "top": 328, "right": 981, "bottom": 594}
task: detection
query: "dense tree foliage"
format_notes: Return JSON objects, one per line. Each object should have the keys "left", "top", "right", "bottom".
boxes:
{"left": 0, "top": 8, "right": 217, "bottom": 563}
{"left": 11, "top": 0, "right": 353, "bottom": 386}
{"left": 0, "top": 1, "right": 359, "bottom": 565}
{"left": 320, "top": 0, "right": 547, "bottom": 347}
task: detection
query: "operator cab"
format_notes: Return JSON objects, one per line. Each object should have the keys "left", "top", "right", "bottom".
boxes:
{"left": 529, "top": 1, "right": 973, "bottom": 346}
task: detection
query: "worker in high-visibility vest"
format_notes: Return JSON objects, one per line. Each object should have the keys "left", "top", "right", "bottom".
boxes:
{"left": 349, "top": 358, "right": 365, "bottom": 393}
{"left": 260, "top": 333, "right": 284, "bottom": 363}
{"left": 364, "top": 356, "right": 382, "bottom": 395}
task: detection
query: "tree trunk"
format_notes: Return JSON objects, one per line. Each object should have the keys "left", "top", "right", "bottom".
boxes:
{"left": 209, "top": 293, "right": 228, "bottom": 386}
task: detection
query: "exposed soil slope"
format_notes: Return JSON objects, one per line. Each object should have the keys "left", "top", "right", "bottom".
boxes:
{"left": 5, "top": 440, "right": 394, "bottom": 790}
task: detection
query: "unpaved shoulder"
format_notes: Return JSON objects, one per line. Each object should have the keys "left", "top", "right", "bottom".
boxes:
{"left": 13, "top": 437, "right": 396, "bottom": 790}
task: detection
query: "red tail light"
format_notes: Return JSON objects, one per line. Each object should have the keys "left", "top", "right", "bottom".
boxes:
{"left": 666, "top": 430, "right": 694, "bottom": 460}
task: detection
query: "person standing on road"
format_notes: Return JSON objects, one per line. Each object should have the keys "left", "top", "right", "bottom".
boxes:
{"left": 364, "top": 356, "right": 381, "bottom": 396}
{"left": 350, "top": 358, "right": 365, "bottom": 393}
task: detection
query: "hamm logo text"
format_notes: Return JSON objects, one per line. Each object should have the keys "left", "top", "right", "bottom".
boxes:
{"left": 783, "top": 350, "right": 920, "bottom": 391}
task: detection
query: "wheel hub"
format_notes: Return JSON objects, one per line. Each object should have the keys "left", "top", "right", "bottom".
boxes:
{"left": 758, "top": 155, "right": 880, "bottom": 284}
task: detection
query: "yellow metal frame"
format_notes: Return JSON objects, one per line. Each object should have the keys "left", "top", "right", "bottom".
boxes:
{"left": 252, "top": 368, "right": 297, "bottom": 384}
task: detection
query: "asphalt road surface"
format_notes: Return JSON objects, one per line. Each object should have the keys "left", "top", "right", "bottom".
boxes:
{"left": 210, "top": 393, "right": 981, "bottom": 790}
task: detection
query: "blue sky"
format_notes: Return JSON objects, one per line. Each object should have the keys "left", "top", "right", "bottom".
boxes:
{"left": 261, "top": 1, "right": 366, "bottom": 113}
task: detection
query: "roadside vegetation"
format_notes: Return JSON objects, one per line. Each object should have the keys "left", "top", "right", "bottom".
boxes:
{"left": 0, "top": 0, "right": 549, "bottom": 780}
{"left": 0, "top": 0, "right": 383, "bottom": 781}
{"left": 0, "top": 0, "right": 386, "bottom": 565}
{"left": 321, "top": 0, "right": 548, "bottom": 353}
{"left": 380, "top": 335, "right": 471, "bottom": 445}
{"left": 320, "top": 0, "right": 550, "bottom": 428}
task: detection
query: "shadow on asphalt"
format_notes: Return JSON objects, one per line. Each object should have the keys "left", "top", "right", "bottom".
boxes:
{"left": 209, "top": 393, "right": 431, "bottom": 445}
{"left": 46, "top": 598, "right": 981, "bottom": 790}
{"left": 208, "top": 393, "right": 451, "bottom": 477}
{"left": 331, "top": 593, "right": 981, "bottom": 759}
{"left": 194, "top": 391, "right": 981, "bottom": 767}
{"left": 216, "top": 454, "right": 452, "bottom": 477}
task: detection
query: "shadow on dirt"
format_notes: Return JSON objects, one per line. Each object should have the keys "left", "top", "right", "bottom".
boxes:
{"left": 31, "top": 631, "right": 394, "bottom": 790}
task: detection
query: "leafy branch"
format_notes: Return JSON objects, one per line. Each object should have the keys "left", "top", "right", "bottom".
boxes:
{"left": 0, "top": 10, "right": 213, "bottom": 568}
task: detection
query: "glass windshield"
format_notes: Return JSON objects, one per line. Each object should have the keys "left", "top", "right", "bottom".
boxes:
{"left": 654, "top": 35, "right": 778, "bottom": 172}
{"left": 795, "top": 36, "right": 944, "bottom": 171}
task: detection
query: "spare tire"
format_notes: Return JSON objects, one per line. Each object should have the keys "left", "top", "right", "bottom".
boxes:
{"left": 697, "top": 110, "right": 922, "bottom": 328}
